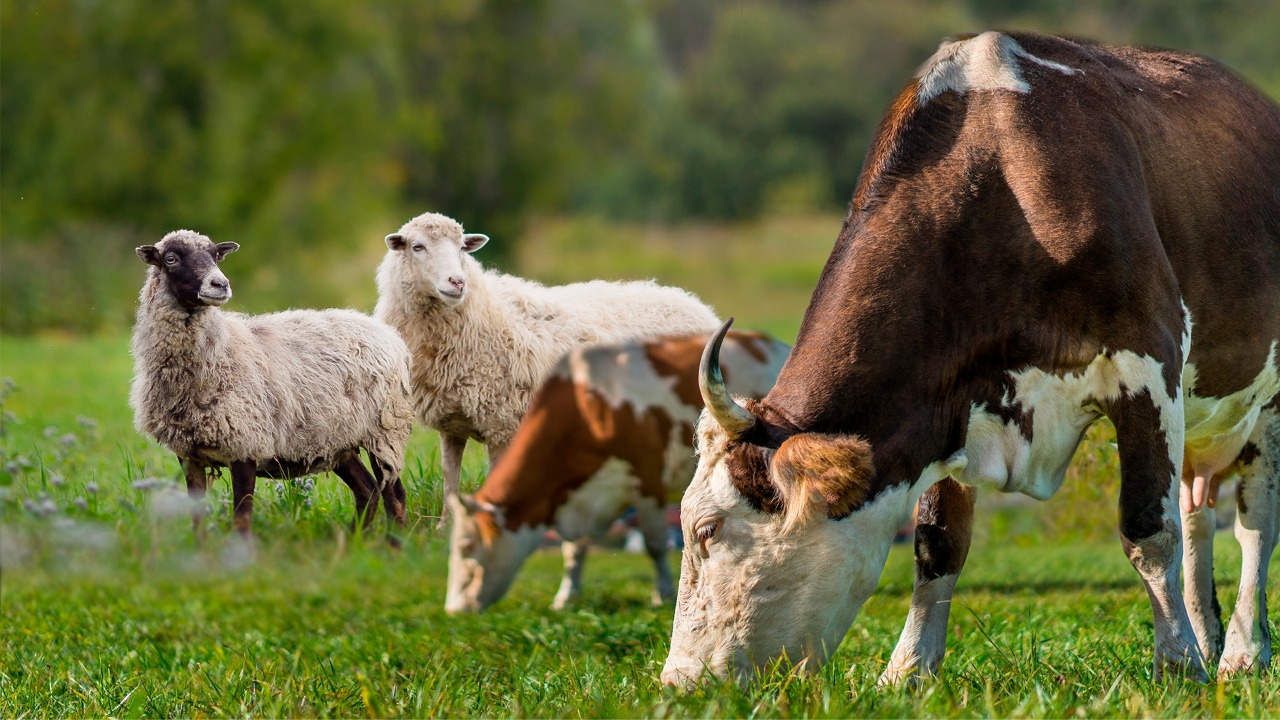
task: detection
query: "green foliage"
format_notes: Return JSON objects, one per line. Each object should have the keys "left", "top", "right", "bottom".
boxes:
{"left": 5, "top": 0, "right": 1278, "bottom": 332}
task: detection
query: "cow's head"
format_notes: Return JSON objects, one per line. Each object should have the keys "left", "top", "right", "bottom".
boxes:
{"left": 444, "top": 494, "right": 543, "bottom": 614}
{"left": 137, "top": 230, "right": 240, "bottom": 311}
{"left": 661, "top": 320, "right": 911, "bottom": 686}
{"left": 382, "top": 212, "right": 489, "bottom": 307}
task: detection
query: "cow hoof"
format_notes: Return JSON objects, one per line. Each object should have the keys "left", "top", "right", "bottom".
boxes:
{"left": 1218, "top": 652, "right": 1268, "bottom": 676}
{"left": 550, "top": 595, "right": 577, "bottom": 611}
{"left": 1152, "top": 656, "right": 1209, "bottom": 684}
{"left": 876, "top": 662, "right": 930, "bottom": 689}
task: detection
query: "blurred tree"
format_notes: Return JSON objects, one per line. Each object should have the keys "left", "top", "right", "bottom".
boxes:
{"left": 2, "top": 0, "right": 1276, "bottom": 332}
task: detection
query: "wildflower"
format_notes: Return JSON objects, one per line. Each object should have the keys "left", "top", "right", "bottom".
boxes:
{"left": 3, "top": 461, "right": 19, "bottom": 476}
{"left": 49, "top": 472, "right": 65, "bottom": 488}
{"left": 275, "top": 482, "right": 285, "bottom": 494}
{"left": 131, "top": 478, "right": 163, "bottom": 491}
{"left": 85, "top": 481, "right": 99, "bottom": 495}
{"left": 76, "top": 416, "right": 98, "bottom": 432}
{"left": 59, "top": 433, "right": 78, "bottom": 448}
{"left": 43, "top": 426, "right": 58, "bottom": 439}
{"left": 73, "top": 497, "right": 88, "bottom": 511}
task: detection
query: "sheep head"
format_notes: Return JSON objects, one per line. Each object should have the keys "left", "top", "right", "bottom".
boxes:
{"left": 137, "top": 230, "right": 240, "bottom": 310}
{"left": 383, "top": 212, "right": 488, "bottom": 307}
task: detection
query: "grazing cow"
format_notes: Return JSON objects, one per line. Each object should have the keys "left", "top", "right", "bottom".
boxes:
{"left": 661, "top": 31, "right": 1279, "bottom": 687}
{"left": 445, "top": 330, "right": 790, "bottom": 613}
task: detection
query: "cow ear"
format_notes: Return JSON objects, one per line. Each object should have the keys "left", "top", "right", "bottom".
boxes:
{"left": 771, "top": 433, "right": 875, "bottom": 531}
{"left": 462, "top": 233, "right": 489, "bottom": 253}
{"left": 385, "top": 233, "right": 407, "bottom": 251}
{"left": 136, "top": 245, "right": 162, "bottom": 266}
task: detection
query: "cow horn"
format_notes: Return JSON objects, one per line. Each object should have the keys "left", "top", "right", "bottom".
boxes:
{"left": 700, "top": 317, "right": 756, "bottom": 438}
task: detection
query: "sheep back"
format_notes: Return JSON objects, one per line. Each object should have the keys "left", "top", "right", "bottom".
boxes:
{"left": 376, "top": 255, "right": 718, "bottom": 448}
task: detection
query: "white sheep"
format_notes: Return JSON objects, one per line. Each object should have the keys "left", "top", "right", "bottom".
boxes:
{"left": 131, "top": 229, "right": 415, "bottom": 542}
{"left": 374, "top": 211, "right": 719, "bottom": 526}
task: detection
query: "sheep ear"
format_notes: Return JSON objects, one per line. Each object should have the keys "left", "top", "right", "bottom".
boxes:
{"left": 214, "top": 242, "right": 239, "bottom": 261}
{"left": 462, "top": 233, "right": 489, "bottom": 253}
{"left": 771, "top": 433, "right": 876, "bottom": 531}
{"left": 385, "top": 233, "right": 407, "bottom": 251}
{"left": 136, "top": 245, "right": 162, "bottom": 266}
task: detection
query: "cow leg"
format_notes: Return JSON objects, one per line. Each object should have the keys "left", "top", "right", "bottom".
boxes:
{"left": 1109, "top": 390, "right": 1207, "bottom": 682}
{"left": 182, "top": 457, "right": 211, "bottom": 546}
{"left": 229, "top": 460, "right": 257, "bottom": 541}
{"left": 438, "top": 433, "right": 468, "bottom": 530}
{"left": 637, "top": 500, "right": 676, "bottom": 605}
{"left": 1219, "top": 408, "right": 1279, "bottom": 675}
{"left": 879, "top": 477, "right": 976, "bottom": 686}
{"left": 552, "top": 537, "right": 590, "bottom": 610}
{"left": 334, "top": 453, "right": 378, "bottom": 531}
{"left": 1180, "top": 497, "right": 1223, "bottom": 664}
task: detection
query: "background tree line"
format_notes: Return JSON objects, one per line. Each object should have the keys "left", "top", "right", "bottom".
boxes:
{"left": 3, "top": 0, "right": 1277, "bottom": 333}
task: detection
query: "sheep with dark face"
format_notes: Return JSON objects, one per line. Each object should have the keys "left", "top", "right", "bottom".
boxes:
{"left": 374, "top": 211, "right": 720, "bottom": 527}
{"left": 130, "top": 230, "right": 414, "bottom": 541}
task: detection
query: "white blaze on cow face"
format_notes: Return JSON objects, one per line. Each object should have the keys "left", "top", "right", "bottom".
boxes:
{"left": 384, "top": 213, "right": 489, "bottom": 306}
{"left": 660, "top": 413, "right": 921, "bottom": 686}
{"left": 444, "top": 495, "right": 542, "bottom": 614}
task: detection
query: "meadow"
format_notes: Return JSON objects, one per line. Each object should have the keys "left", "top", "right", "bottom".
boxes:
{"left": 3, "top": 217, "right": 1279, "bottom": 718}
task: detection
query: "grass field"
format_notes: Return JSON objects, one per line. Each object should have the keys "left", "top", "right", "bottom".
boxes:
{"left": 2, "top": 216, "right": 1279, "bottom": 717}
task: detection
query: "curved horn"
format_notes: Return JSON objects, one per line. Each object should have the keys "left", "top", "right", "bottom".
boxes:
{"left": 699, "top": 317, "right": 756, "bottom": 439}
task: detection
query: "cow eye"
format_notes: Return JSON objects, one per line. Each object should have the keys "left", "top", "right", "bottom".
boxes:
{"left": 164, "top": 253, "right": 178, "bottom": 266}
{"left": 696, "top": 518, "right": 721, "bottom": 554}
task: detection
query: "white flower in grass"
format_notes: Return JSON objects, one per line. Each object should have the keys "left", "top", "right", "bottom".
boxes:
{"left": 85, "top": 481, "right": 99, "bottom": 495}
{"left": 131, "top": 477, "right": 164, "bottom": 491}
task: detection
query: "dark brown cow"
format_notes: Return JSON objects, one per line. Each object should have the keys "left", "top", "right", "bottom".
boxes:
{"left": 662, "top": 31, "right": 1280, "bottom": 686}
{"left": 444, "top": 330, "right": 789, "bottom": 612}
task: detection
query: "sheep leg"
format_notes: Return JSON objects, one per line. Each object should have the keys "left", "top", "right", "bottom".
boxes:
{"left": 335, "top": 455, "right": 379, "bottom": 532}
{"left": 181, "top": 457, "right": 210, "bottom": 546}
{"left": 229, "top": 460, "right": 257, "bottom": 540}
{"left": 368, "top": 455, "right": 408, "bottom": 527}
{"left": 438, "top": 433, "right": 468, "bottom": 530}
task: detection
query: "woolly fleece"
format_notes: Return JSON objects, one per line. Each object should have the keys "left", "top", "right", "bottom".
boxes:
{"left": 131, "top": 230, "right": 414, "bottom": 477}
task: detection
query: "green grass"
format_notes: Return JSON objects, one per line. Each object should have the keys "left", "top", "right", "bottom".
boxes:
{"left": 3, "top": 282, "right": 1279, "bottom": 716}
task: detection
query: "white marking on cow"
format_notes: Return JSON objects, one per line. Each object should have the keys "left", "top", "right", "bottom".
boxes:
{"left": 916, "top": 31, "right": 1080, "bottom": 103}
{"left": 1220, "top": 406, "right": 1279, "bottom": 673}
{"left": 554, "top": 456, "right": 647, "bottom": 540}
{"left": 878, "top": 573, "right": 958, "bottom": 686}
{"left": 1182, "top": 342, "right": 1280, "bottom": 509}
{"left": 956, "top": 348, "right": 1180, "bottom": 501}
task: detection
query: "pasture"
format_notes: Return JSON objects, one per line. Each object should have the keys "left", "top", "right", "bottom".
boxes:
{"left": 1, "top": 218, "right": 1278, "bottom": 718}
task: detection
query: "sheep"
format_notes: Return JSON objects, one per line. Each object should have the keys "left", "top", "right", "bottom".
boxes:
{"left": 373, "top": 211, "right": 719, "bottom": 527}
{"left": 130, "top": 229, "right": 415, "bottom": 543}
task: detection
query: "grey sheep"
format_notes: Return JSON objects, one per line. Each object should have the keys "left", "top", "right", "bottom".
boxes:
{"left": 130, "top": 230, "right": 414, "bottom": 542}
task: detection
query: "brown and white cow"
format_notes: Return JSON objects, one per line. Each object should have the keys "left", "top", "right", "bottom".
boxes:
{"left": 662, "top": 31, "right": 1280, "bottom": 686}
{"left": 444, "top": 330, "right": 789, "bottom": 613}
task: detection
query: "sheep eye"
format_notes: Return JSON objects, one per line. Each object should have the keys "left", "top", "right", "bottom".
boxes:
{"left": 164, "top": 253, "right": 178, "bottom": 266}
{"left": 459, "top": 539, "right": 476, "bottom": 556}
{"left": 412, "top": 243, "right": 426, "bottom": 253}
{"left": 696, "top": 518, "right": 721, "bottom": 554}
